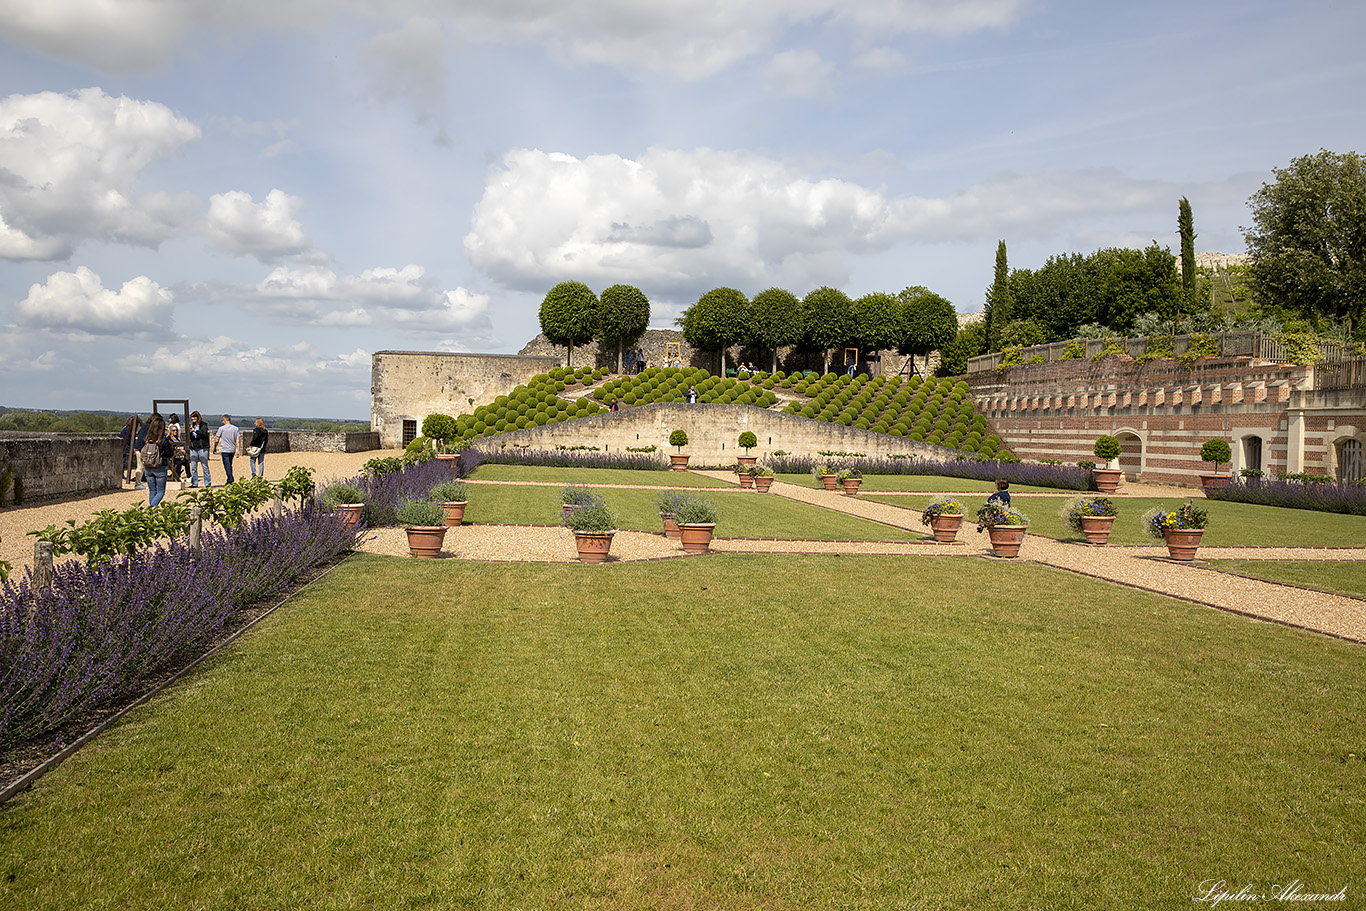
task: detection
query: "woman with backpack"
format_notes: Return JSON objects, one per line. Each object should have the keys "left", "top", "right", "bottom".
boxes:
{"left": 141, "top": 414, "right": 174, "bottom": 506}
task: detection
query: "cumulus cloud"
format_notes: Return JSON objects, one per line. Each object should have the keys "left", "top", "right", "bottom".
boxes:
{"left": 0, "top": 0, "right": 1025, "bottom": 78}
{"left": 465, "top": 147, "right": 1188, "bottom": 299}
{"left": 764, "top": 49, "right": 835, "bottom": 98}
{"left": 225, "top": 263, "right": 491, "bottom": 331}
{"left": 0, "top": 87, "right": 201, "bottom": 260}
{"left": 16, "top": 266, "right": 175, "bottom": 335}
{"left": 206, "top": 189, "right": 311, "bottom": 260}
{"left": 117, "top": 336, "right": 370, "bottom": 380}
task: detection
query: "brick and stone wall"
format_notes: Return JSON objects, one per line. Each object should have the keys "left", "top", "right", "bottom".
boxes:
{"left": 278, "top": 431, "right": 381, "bottom": 453}
{"left": 0, "top": 433, "right": 124, "bottom": 504}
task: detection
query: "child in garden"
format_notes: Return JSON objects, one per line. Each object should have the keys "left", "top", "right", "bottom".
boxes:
{"left": 987, "top": 478, "right": 1010, "bottom": 507}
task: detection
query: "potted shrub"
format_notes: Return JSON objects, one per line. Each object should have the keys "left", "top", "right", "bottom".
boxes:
{"left": 838, "top": 467, "right": 863, "bottom": 496}
{"left": 318, "top": 481, "right": 366, "bottom": 529}
{"left": 975, "top": 501, "right": 1030, "bottom": 558}
{"left": 655, "top": 489, "right": 688, "bottom": 540}
{"left": 1060, "top": 496, "right": 1119, "bottom": 546}
{"left": 563, "top": 497, "right": 616, "bottom": 563}
{"left": 734, "top": 461, "right": 754, "bottom": 488}
{"left": 396, "top": 497, "right": 447, "bottom": 558}
{"left": 668, "top": 430, "right": 690, "bottom": 470}
{"left": 813, "top": 464, "right": 839, "bottom": 491}
{"left": 749, "top": 464, "right": 774, "bottom": 493}
{"left": 673, "top": 494, "right": 719, "bottom": 554}
{"left": 430, "top": 479, "right": 469, "bottom": 526}
{"left": 920, "top": 497, "right": 964, "bottom": 544}
{"left": 1200, "top": 439, "right": 1233, "bottom": 491}
{"left": 1143, "top": 501, "right": 1208, "bottom": 561}
{"left": 561, "top": 483, "right": 597, "bottom": 517}
{"left": 1092, "top": 435, "right": 1122, "bottom": 493}
{"left": 423, "top": 413, "right": 459, "bottom": 462}
{"left": 736, "top": 431, "right": 758, "bottom": 466}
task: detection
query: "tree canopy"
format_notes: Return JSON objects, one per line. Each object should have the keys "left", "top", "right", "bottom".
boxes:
{"left": 539, "top": 281, "right": 599, "bottom": 366}
{"left": 680, "top": 287, "right": 750, "bottom": 374}
{"left": 801, "top": 286, "right": 854, "bottom": 373}
{"left": 597, "top": 284, "right": 651, "bottom": 373}
{"left": 1245, "top": 149, "right": 1366, "bottom": 336}
{"left": 749, "top": 287, "right": 803, "bottom": 372}
{"left": 897, "top": 286, "right": 958, "bottom": 376}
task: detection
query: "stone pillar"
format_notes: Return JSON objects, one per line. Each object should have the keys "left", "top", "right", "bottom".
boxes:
{"left": 1287, "top": 410, "right": 1306, "bottom": 474}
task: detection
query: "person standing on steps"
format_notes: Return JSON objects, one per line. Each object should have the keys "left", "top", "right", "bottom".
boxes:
{"left": 187, "top": 411, "right": 211, "bottom": 487}
{"left": 213, "top": 414, "right": 240, "bottom": 485}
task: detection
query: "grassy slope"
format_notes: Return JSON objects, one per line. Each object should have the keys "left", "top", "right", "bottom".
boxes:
{"left": 1, "top": 554, "right": 1361, "bottom": 910}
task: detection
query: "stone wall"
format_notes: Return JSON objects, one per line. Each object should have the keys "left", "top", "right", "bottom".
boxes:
{"left": 474, "top": 402, "right": 962, "bottom": 465}
{"left": 371, "top": 350, "right": 560, "bottom": 448}
{"left": 0, "top": 433, "right": 124, "bottom": 504}
{"left": 279, "top": 431, "right": 381, "bottom": 453}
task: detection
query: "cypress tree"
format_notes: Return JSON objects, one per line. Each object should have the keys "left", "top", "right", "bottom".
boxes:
{"left": 984, "top": 240, "right": 1011, "bottom": 350}
{"left": 1178, "top": 197, "right": 1197, "bottom": 310}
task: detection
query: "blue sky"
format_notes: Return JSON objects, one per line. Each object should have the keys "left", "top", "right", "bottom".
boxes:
{"left": 1, "top": 0, "right": 1363, "bottom": 419}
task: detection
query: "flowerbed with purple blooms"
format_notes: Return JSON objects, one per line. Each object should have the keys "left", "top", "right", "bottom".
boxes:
{"left": 469, "top": 446, "right": 667, "bottom": 472}
{"left": 766, "top": 455, "right": 1095, "bottom": 491}
{"left": 1, "top": 505, "right": 360, "bottom": 755}
{"left": 1203, "top": 478, "right": 1366, "bottom": 515}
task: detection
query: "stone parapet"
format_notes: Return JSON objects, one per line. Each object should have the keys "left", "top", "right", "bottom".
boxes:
{"left": 0, "top": 433, "right": 124, "bottom": 504}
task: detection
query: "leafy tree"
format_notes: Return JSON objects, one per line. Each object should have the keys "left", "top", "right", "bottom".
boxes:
{"left": 1179, "top": 197, "right": 1197, "bottom": 309}
{"left": 539, "top": 281, "right": 599, "bottom": 367}
{"left": 1100, "top": 243, "right": 1181, "bottom": 332}
{"left": 1245, "top": 149, "right": 1366, "bottom": 337}
{"left": 680, "top": 287, "right": 749, "bottom": 374}
{"left": 1009, "top": 252, "right": 1105, "bottom": 341}
{"left": 851, "top": 292, "right": 905, "bottom": 366}
{"left": 997, "top": 318, "right": 1047, "bottom": 349}
{"left": 749, "top": 287, "right": 803, "bottom": 372}
{"left": 984, "top": 240, "right": 1011, "bottom": 349}
{"left": 896, "top": 286, "right": 958, "bottom": 377}
{"left": 800, "top": 286, "right": 854, "bottom": 374}
{"left": 597, "top": 284, "right": 651, "bottom": 373}
{"left": 936, "top": 320, "right": 987, "bottom": 376}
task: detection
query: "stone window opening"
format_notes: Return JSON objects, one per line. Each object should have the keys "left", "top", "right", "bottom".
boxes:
{"left": 1338, "top": 438, "right": 1363, "bottom": 483}
{"left": 1243, "top": 435, "right": 1262, "bottom": 472}
{"left": 402, "top": 420, "right": 417, "bottom": 446}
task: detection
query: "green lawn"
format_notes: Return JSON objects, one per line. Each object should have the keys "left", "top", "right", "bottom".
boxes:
{"left": 471, "top": 464, "right": 733, "bottom": 487}
{"left": 2, "top": 554, "right": 1361, "bottom": 910}
{"left": 863, "top": 494, "right": 1366, "bottom": 547}
{"left": 1204, "top": 560, "right": 1366, "bottom": 600}
{"left": 775, "top": 473, "right": 1066, "bottom": 493}
{"left": 463, "top": 483, "right": 925, "bottom": 541}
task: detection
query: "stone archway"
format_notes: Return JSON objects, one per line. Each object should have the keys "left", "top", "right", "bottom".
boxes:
{"left": 1115, "top": 430, "right": 1143, "bottom": 480}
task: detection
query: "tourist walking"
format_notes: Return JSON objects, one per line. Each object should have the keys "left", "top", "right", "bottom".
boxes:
{"left": 248, "top": 418, "right": 268, "bottom": 478}
{"left": 187, "top": 411, "right": 211, "bottom": 487}
{"left": 213, "top": 414, "right": 240, "bottom": 485}
{"left": 142, "top": 414, "right": 173, "bottom": 507}
{"left": 686, "top": 385, "right": 697, "bottom": 404}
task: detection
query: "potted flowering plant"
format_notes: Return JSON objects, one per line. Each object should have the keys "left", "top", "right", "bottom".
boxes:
{"left": 975, "top": 502, "right": 1030, "bottom": 558}
{"left": 1060, "top": 496, "right": 1119, "bottom": 545}
{"left": 560, "top": 483, "right": 597, "bottom": 516}
{"left": 734, "top": 461, "right": 754, "bottom": 488}
{"left": 654, "top": 489, "right": 689, "bottom": 539}
{"left": 837, "top": 467, "right": 862, "bottom": 496}
{"left": 920, "top": 497, "right": 964, "bottom": 544}
{"left": 1092, "top": 435, "right": 1122, "bottom": 493}
{"left": 737, "top": 431, "right": 758, "bottom": 466}
{"left": 672, "top": 493, "right": 719, "bottom": 554}
{"left": 317, "top": 481, "right": 366, "bottom": 529}
{"left": 396, "top": 497, "right": 447, "bottom": 558}
{"left": 668, "top": 430, "right": 690, "bottom": 470}
{"left": 430, "top": 479, "right": 469, "bottom": 526}
{"left": 748, "top": 464, "right": 774, "bottom": 493}
{"left": 1143, "top": 501, "right": 1208, "bottom": 561}
{"left": 562, "top": 495, "right": 616, "bottom": 563}
{"left": 813, "top": 464, "right": 839, "bottom": 491}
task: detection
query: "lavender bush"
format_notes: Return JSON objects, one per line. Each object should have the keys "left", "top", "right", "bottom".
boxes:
{"left": 765, "top": 454, "right": 1094, "bottom": 491}
{"left": 0, "top": 505, "right": 359, "bottom": 754}
{"left": 1204, "top": 478, "right": 1366, "bottom": 515}
{"left": 358, "top": 454, "right": 478, "bottom": 526}
{"left": 471, "top": 446, "right": 666, "bottom": 471}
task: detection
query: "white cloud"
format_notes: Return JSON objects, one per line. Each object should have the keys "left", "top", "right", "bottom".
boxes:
{"left": 16, "top": 266, "right": 175, "bottom": 335}
{"left": 117, "top": 336, "right": 370, "bottom": 380}
{"left": 358, "top": 16, "right": 450, "bottom": 140}
{"left": 764, "top": 49, "right": 835, "bottom": 99}
{"left": 206, "top": 189, "right": 311, "bottom": 260}
{"left": 465, "top": 148, "right": 1191, "bottom": 300}
{"left": 226, "top": 263, "right": 491, "bottom": 331}
{"left": 0, "top": 87, "right": 201, "bottom": 260}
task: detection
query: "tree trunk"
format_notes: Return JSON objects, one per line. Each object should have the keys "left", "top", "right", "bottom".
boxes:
{"left": 616, "top": 341, "right": 623, "bottom": 374}
{"left": 772, "top": 350, "right": 779, "bottom": 373}
{"left": 822, "top": 350, "right": 831, "bottom": 374}
{"left": 566, "top": 343, "right": 574, "bottom": 369}
{"left": 719, "top": 348, "right": 727, "bottom": 376}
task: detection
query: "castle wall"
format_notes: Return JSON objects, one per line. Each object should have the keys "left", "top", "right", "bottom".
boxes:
{"left": 0, "top": 433, "right": 124, "bottom": 504}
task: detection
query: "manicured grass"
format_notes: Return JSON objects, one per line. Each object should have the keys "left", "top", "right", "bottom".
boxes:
{"left": 864, "top": 494, "right": 1366, "bottom": 547}
{"left": 471, "top": 464, "right": 733, "bottom": 487}
{"left": 463, "top": 483, "right": 924, "bottom": 541}
{"left": 2, "top": 554, "right": 1361, "bottom": 910}
{"left": 1205, "top": 560, "right": 1366, "bottom": 600}
{"left": 776, "top": 474, "right": 1061, "bottom": 493}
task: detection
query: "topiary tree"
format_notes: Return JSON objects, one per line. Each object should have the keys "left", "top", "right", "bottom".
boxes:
{"left": 539, "top": 281, "right": 599, "bottom": 368}
{"left": 738, "top": 431, "right": 757, "bottom": 454}
{"left": 1201, "top": 438, "right": 1232, "bottom": 475}
{"left": 680, "top": 287, "right": 750, "bottom": 375}
{"left": 669, "top": 429, "right": 688, "bottom": 452}
{"left": 801, "top": 286, "right": 854, "bottom": 374}
{"left": 898, "top": 286, "right": 958, "bottom": 377}
{"left": 1094, "top": 435, "right": 1121, "bottom": 466}
{"left": 597, "top": 284, "right": 651, "bottom": 374}
{"left": 749, "top": 287, "right": 803, "bottom": 373}
{"left": 421, "top": 413, "right": 457, "bottom": 452}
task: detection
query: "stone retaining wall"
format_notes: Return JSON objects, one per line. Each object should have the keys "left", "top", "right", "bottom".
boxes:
{"left": 0, "top": 433, "right": 124, "bottom": 504}
{"left": 279, "top": 431, "right": 380, "bottom": 453}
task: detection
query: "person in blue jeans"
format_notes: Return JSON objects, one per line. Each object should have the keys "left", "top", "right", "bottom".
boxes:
{"left": 187, "top": 411, "right": 212, "bottom": 487}
{"left": 248, "top": 418, "right": 268, "bottom": 478}
{"left": 143, "top": 414, "right": 173, "bottom": 506}
{"left": 214, "top": 413, "right": 240, "bottom": 485}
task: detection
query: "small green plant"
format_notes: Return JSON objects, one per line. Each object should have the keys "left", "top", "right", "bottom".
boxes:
{"left": 277, "top": 466, "right": 316, "bottom": 505}
{"left": 1077, "top": 460, "right": 1096, "bottom": 471}
{"left": 563, "top": 499, "right": 616, "bottom": 532}
{"left": 421, "top": 413, "right": 458, "bottom": 451}
{"left": 920, "top": 497, "right": 963, "bottom": 526}
{"left": 738, "top": 431, "right": 757, "bottom": 453}
{"left": 1200, "top": 439, "right": 1232, "bottom": 474}
{"left": 1059, "top": 339, "right": 1085, "bottom": 360}
{"left": 1179, "top": 333, "right": 1221, "bottom": 368}
{"left": 430, "top": 480, "right": 468, "bottom": 503}
{"left": 179, "top": 476, "right": 276, "bottom": 529}
{"left": 654, "top": 490, "right": 690, "bottom": 516}
{"left": 1059, "top": 496, "right": 1119, "bottom": 533}
{"left": 669, "top": 430, "right": 689, "bottom": 452}
{"left": 672, "top": 494, "right": 719, "bottom": 525}
{"left": 317, "top": 482, "right": 365, "bottom": 509}
{"left": 626, "top": 445, "right": 658, "bottom": 453}
{"left": 28, "top": 500, "right": 195, "bottom": 564}
{"left": 747, "top": 464, "right": 773, "bottom": 477}
{"left": 837, "top": 467, "right": 862, "bottom": 481}
{"left": 1142, "top": 501, "right": 1208, "bottom": 538}
{"left": 1093, "top": 435, "right": 1121, "bottom": 464}
{"left": 364, "top": 456, "right": 404, "bottom": 478}
{"left": 396, "top": 498, "right": 445, "bottom": 527}
{"left": 975, "top": 502, "right": 1029, "bottom": 531}
{"left": 1240, "top": 468, "right": 1264, "bottom": 479}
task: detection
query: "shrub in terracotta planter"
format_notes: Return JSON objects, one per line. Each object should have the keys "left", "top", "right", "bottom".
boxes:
{"left": 1060, "top": 495, "right": 1118, "bottom": 545}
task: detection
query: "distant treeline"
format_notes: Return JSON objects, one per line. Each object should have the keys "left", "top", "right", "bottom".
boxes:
{"left": 0, "top": 408, "right": 368, "bottom": 434}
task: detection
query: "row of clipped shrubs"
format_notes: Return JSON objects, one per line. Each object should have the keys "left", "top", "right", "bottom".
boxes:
{"left": 1204, "top": 477, "right": 1366, "bottom": 515}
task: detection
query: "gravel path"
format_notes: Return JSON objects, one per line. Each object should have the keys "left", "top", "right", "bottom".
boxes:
{"left": 5, "top": 457, "right": 1363, "bottom": 644}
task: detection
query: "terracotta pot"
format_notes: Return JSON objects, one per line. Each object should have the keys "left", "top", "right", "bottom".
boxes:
{"left": 985, "top": 524, "right": 1028, "bottom": 558}
{"left": 441, "top": 500, "right": 467, "bottom": 527}
{"left": 1078, "top": 514, "right": 1115, "bottom": 545}
{"left": 753, "top": 476, "right": 773, "bottom": 493}
{"left": 738, "top": 472, "right": 753, "bottom": 488}
{"left": 435, "top": 453, "right": 459, "bottom": 471}
{"left": 573, "top": 530, "right": 615, "bottom": 563}
{"left": 404, "top": 525, "right": 448, "bottom": 558}
{"left": 820, "top": 475, "right": 839, "bottom": 491}
{"left": 669, "top": 454, "right": 690, "bottom": 471}
{"left": 841, "top": 478, "right": 862, "bottom": 496}
{"left": 333, "top": 503, "right": 364, "bottom": 529}
{"left": 928, "top": 513, "right": 963, "bottom": 544}
{"left": 1162, "top": 527, "right": 1204, "bottom": 561}
{"left": 737, "top": 456, "right": 757, "bottom": 467}
{"left": 660, "top": 512, "right": 681, "bottom": 540}
{"left": 678, "top": 522, "right": 716, "bottom": 554}
{"left": 1200, "top": 473, "right": 1231, "bottom": 492}
{"left": 1093, "top": 468, "right": 1122, "bottom": 493}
